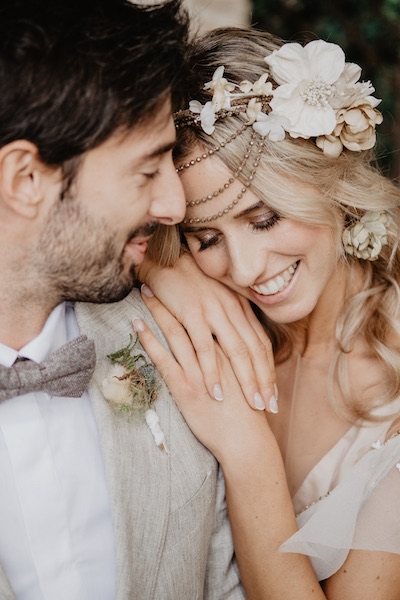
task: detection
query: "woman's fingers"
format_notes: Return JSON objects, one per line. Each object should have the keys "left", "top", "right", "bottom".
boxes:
{"left": 238, "top": 297, "right": 278, "bottom": 413}
{"left": 132, "top": 308, "right": 271, "bottom": 462}
{"left": 139, "top": 251, "right": 278, "bottom": 413}
{"left": 133, "top": 296, "right": 212, "bottom": 406}
{"left": 141, "top": 281, "right": 224, "bottom": 401}
{"left": 141, "top": 284, "right": 278, "bottom": 412}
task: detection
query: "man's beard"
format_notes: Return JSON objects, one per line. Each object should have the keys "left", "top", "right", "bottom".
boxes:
{"left": 35, "top": 199, "right": 157, "bottom": 305}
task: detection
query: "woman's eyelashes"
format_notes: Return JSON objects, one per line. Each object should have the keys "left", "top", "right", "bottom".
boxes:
{"left": 190, "top": 212, "right": 281, "bottom": 252}
{"left": 195, "top": 231, "right": 222, "bottom": 252}
{"left": 250, "top": 213, "right": 281, "bottom": 231}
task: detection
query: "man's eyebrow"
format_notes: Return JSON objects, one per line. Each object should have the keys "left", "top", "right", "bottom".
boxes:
{"left": 142, "top": 140, "right": 176, "bottom": 161}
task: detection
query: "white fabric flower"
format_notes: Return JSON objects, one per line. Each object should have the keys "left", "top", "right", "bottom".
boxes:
{"left": 330, "top": 62, "right": 375, "bottom": 109}
{"left": 189, "top": 99, "right": 217, "bottom": 135}
{"left": 240, "top": 73, "right": 273, "bottom": 96}
{"left": 204, "top": 65, "right": 234, "bottom": 111}
{"left": 265, "top": 40, "right": 346, "bottom": 138}
{"left": 253, "top": 111, "right": 290, "bottom": 141}
{"left": 243, "top": 97, "right": 262, "bottom": 125}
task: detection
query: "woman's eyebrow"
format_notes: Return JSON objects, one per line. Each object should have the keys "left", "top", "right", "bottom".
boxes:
{"left": 182, "top": 200, "right": 269, "bottom": 233}
{"left": 181, "top": 225, "right": 210, "bottom": 233}
{"left": 233, "top": 200, "right": 266, "bottom": 219}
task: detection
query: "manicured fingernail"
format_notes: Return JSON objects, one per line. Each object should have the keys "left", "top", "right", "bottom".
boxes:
{"left": 213, "top": 384, "right": 224, "bottom": 401}
{"left": 254, "top": 392, "right": 265, "bottom": 410}
{"left": 141, "top": 283, "right": 154, "bottom": 298}
{"left": 274, "top": 383, "right": 279, "bottom": 399}
{"left": 132, "top": 318, "right": 145, "bottom": 332}
{"left": 268, "top": 394, "right": 279, "bottom": 414}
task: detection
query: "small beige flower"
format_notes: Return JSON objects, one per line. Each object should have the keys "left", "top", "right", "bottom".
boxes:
{"left": 342, "top": 210, "right": 391, "bottom": 261}
{"left": 316, "top": 133, "right": 344, "bottom": 158}
{"left": 334, "top": 99, "right": 383, "bottom": 152}
{"left": 102, "top": 364, "right": 132, "bottom": 407}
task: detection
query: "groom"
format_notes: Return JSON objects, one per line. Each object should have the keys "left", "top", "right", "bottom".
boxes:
{"left": 0, "top": 1, "right": 242, "bottom": 598}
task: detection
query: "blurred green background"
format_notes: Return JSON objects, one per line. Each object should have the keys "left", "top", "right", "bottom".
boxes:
{"left": 251, "top": 0, "right": 400, "bottom": 180}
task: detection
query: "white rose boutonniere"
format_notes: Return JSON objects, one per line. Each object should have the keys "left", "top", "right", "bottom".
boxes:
{"left": 102, "top": 334, "right": 169, "bottom": 453}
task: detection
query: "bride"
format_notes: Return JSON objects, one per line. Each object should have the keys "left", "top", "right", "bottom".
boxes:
{"left": 135, "top": 27, "right": 400, "bottom": 599}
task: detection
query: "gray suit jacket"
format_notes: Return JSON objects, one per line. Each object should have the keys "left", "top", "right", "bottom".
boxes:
{"left": 0, "top": 290, "right": 243, "bottom": 600}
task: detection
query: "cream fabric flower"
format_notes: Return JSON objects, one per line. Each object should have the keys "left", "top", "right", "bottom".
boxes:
{"left": 342, "top": 211, "right": 391, "bottom": 261}
{"left": 335, "top": 99, "right": 383, "bottom": 152}
{"left": 102, "top": 364, "right": 132, "bottom": 407}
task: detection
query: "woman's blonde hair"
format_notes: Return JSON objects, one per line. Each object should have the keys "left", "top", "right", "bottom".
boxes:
{"left": 148, "top": 27, "right": 400, "bottom": 420}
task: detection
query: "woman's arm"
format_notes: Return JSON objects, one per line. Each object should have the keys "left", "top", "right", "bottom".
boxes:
{"left": 134, "top": 295, "right": 400, "bottom": 600}
{"left": 138, "top": 253, "right": 278, "bottom": 412}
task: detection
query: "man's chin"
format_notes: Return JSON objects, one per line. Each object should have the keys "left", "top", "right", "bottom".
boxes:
{"left": 66, "top": 273, "right": 137, "bottom": 305}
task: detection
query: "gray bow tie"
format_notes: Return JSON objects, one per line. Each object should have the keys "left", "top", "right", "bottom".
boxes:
{"left": 0, "top": 336, "right": 96, "bottom": 402}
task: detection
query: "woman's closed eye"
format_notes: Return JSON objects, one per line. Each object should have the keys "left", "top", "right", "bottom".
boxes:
{"left": 186, "top": 212, "right": 281, "bottom": 253}
{"left": 250, "top": 212, "right": 281, "bottom": 231}
{"left": 191, "top": 230, "right": 222, "bottom": 252}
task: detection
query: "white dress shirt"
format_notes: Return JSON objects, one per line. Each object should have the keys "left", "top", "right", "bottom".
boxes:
{"left": 0, "top": 303, "right": 116, "bottom": 599}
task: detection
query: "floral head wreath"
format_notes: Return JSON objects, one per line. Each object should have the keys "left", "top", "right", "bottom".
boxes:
{"left": 174, "top": 39, "right": 383, "bottom": 159}
{"left": 175, "top": 39, "right": 390, "bottom": 261}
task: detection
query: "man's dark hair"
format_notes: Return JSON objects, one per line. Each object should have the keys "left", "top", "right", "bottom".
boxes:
{"left": 0, "top": 0, "right": 189, "bottom": 187}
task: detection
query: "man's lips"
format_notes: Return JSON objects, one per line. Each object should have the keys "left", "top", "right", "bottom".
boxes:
{"left": 126, "top": 237, "right": 150, "bottom": 253}
{"left": 123, "top": 235, "right": 153, "bottom": 265}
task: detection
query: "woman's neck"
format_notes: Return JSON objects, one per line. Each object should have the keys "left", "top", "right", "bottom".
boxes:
{"left": 291, "top": 261, "right": 363, "bottom": 358}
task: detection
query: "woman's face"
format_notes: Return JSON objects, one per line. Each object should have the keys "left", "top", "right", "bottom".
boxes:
{"left": 180, "top": 151, "right": 340, "bottom": 325}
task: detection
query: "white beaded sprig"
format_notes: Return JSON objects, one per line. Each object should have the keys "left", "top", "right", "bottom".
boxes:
{"left": 145, "top": 409, "right": 169, "bottom": 454}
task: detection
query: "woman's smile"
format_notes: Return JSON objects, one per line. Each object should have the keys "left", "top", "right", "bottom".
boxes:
{"left": 250, "top": 261, "right": 299, "bottom": 296}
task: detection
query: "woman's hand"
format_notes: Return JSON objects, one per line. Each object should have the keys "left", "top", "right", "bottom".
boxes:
{"left": 132, "top": 297, "right": 272, "bottom": 463}
{"left": 138, "top": 253, "right": 278, "bottom": 413}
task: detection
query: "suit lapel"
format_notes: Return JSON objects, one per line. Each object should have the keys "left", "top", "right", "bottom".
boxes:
{"left": 76, "top": 295, "right": 172, "bottom": 599}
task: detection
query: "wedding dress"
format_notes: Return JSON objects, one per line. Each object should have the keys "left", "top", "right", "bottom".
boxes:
{"left": 278, "top": 355, "right": 400, "bottom": 581}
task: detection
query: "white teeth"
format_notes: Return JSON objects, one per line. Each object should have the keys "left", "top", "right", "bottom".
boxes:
{"left": 276, "top": 275, "right": 285, "bottom": 287}
{"left": 251, "top": 262, "right": 298, "bottom": 296}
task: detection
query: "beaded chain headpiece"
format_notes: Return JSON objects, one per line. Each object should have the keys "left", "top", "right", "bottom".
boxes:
{"left": 175, "top": 39, "right": 383, "bottom": 225}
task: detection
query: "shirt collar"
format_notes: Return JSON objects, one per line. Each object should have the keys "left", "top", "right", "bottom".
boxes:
{"left": 0, "top": 303, "right": 68, "bottom": 367}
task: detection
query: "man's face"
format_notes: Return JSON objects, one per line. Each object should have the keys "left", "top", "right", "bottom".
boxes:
{"left": 36, "top": 99, "right": 185, "bottom": 304}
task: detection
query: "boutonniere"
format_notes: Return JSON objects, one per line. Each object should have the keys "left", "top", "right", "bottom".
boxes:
{"left": 101, "top": 334, "right": 169, "bottom": 453}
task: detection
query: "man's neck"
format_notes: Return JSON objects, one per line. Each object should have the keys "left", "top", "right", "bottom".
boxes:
{"left": 0, "top": 297, "right": 58, "bottom": 351}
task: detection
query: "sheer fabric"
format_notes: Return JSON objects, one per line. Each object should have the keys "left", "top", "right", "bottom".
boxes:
{"left": 280, "top": 401, "right": 400, "bottom": 581}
